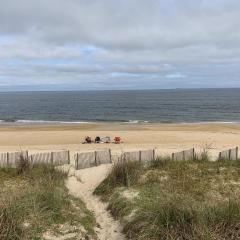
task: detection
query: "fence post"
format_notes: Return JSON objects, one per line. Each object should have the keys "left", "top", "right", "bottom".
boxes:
{"left": 7, "top": 152, "right": 9, "bottom": 166}
{"left": 229, "top": 149, "right": 231, "bottom": 160}
{"left": 172, "top": 153, "right": 174, "bottom": 160}
{"left": 51, "top": 152, "right": 54, "bottom": 165}
{"left": 76, "top": 153, "right": 79, "bottom": 170}
{"left": 94, "top": 151, "right": 97, "bottom": 166}
{"left": 192, "top": 148, "right": 195, "bottom": 159}
{"left": 153, "top": 149, "right": 155, "bottom": 160}
{"left": 139, "top": 150, "right": 142, "bottom": 163}
{"left": 67, "top": 150, "right": 70, "bottom": 164}
{"left": 236, "top": 147, "right": 239, "bottom": 160}
{"left": 219, "top": 152, "right": 222, "bottom": 160}
{"left": 26, "top": 150, "right": 28, "bottom": 160}
{"left": 30, "top": 155, "right": 33, "bottom": 166}
{"left": 109, "top": 149, "right": 112, "bottom": 163}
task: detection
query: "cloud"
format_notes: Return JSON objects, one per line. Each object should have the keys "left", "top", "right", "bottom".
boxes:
{"left": 0, "top": 0, "right": 240, "bottom": 89}
{"left": 166, "top": 73, "right": 187, "bottom": 79}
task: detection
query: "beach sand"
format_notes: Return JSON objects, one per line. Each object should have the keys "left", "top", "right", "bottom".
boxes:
{"left": 1, "top": 122, "right": 240, "bottom": 239}
{"left": 66, "top": 164, "right": 126, "bottom": 240}
{"left": 0, "top": 122, "right": 240, "bottom": 159}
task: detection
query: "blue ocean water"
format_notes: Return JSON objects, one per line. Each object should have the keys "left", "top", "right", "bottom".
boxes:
{"left": 0, "top": 89, "right": 240, "bottom": 124}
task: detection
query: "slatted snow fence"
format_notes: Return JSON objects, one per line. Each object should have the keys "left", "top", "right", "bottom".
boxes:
{"left": 140, "top": 149, "right": 155, "bottom": 163}
{"left": 121, "top": 149, "right": 155, "bottom": 163}
{"left": 30, "top": 150, "right": 70, "bottom": 166}
{"left": 218, "top": 147, "right": 238, "bottom": 160}
{"left": 0, "top": 151, "right": 28, "bottom": 167}
{"left": 52, "top": 150, "right": 70, "bottom": 165}
{"left": 122, "top": 151, "right": 140, "bottom": 162}
{"left": 75, "top": 152, "right": 95, "bottom": 170}
{"left": 96, "top": 149, "right": 112, "bottom": 165}
{"left": 30, "top": 152, "right": 52, "bottom": 165}
{"left": 75, "top": 149, "right": 111, "bottom": 170}
{"left": 0, "top": 153, "right": 8, "bottom": 167}
{"left": 172, "top": 148, "right": 195, "bottom": 161}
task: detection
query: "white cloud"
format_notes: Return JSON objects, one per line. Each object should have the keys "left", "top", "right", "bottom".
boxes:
{"left": 166, "top": 73, "right": 186, "bottom": 79}
{"left": 0, "top": 0, "right": 239, "bottom": 89}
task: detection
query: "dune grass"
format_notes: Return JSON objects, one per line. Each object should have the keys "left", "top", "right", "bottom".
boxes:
{"left": 95, "top": 157, "right": 240, "bottom": 240}
{"left": 0, "top": 164, "right": 96, "bottom": 240}
{"left": 94, "top": 160, "right": 143, "bottom": 200}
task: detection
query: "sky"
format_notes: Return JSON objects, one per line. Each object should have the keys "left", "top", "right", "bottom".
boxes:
{"left": 0, "top": 0, "right": 240, "bottom": 91}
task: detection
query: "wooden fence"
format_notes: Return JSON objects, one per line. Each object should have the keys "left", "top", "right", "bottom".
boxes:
{"left": 0, "top": 151, "right": 28, "bottom": 167}
{"left": 172, "top": 148, "right": 195, "bottom": 161}
{"left": 29, "top": 150, "right": 70, "bottom": 166}
{"left": 0, "top": 150, "right": 70, "bottom": 167}
{"left": 75, "top": 149, "right": 112, "bottom": 170}
{"left": 121, "top": 149, "right": 155, "bottom": 163}
{"left": 1, "top": 146, "right": 239, "bottom": 170}
{"left": 218, "top": 147, "right": 238, "bottom": 160}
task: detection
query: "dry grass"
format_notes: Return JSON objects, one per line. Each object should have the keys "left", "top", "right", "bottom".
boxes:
{"left": 95, "top": 157, "right": 240, "bottom": 240}
{"left": 0, "top": 164, "right": 96, "bottom": 240}
{"left": 94, "top": 160, "right": 142, "bottom": 200}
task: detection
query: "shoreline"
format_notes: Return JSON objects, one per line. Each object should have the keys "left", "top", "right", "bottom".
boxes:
{"left": 0, "top": 120, "right": 240, "bottom": 127}
{"left": 1, "top": 119, "right": 240, "bottom": 126}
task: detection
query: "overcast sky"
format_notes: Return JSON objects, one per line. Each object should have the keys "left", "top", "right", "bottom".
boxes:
{"left": 0, "top": 0, "right": 240, "bottom": 91}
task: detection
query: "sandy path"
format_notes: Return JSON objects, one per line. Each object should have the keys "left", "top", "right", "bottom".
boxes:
{"left": 66, "top": 164, "right": 126, "bottom": 240}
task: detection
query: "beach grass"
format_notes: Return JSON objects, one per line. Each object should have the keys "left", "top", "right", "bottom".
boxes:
{"left": 94, "top": 157, "right": 240, "bottom": 240}
{"left": 0, "top": 163, "right": 96, "bottom": 240}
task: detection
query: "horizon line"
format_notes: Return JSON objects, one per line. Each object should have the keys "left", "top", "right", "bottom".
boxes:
{"left": 1, "top": 87, "right": 240, "bottom": 93}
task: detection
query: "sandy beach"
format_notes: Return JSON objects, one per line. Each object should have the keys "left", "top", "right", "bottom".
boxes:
{"left": 0, "top": 122, "right": 240, "bottom": 159}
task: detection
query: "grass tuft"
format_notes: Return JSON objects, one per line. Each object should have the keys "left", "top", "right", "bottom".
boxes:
{"left": 94, "top": 160, "right": 142, "bottom": 199}
{"left": 149, "top": 156, "right": 171, "bottom": 169}
{"left": 16, "top": 153, "right": 30, "bottom": 175}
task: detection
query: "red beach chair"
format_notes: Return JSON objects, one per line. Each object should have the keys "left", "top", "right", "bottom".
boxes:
{"left": 114, "top": 136, "right": 121, "bottom": 144}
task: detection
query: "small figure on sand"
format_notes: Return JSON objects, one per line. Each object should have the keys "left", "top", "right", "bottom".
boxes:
{"left": 83, "top": 136, "right": 92, "bottom": 144}
{"left": 95, "top": 136, "right": 101, "bottom": 143}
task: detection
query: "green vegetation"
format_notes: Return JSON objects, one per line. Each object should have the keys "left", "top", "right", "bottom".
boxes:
{"left": 95, "top": 157, "right": 240, "bottom": 240}
{"left": 0, "top": 163, "right": 96, "bottom": 240}
{"left": 94, "top": 160, "right": 142, "bottom": 200}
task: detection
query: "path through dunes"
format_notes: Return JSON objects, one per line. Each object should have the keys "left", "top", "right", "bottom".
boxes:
{"left": 66, "top": 164, "right": 126, "bottom": 240}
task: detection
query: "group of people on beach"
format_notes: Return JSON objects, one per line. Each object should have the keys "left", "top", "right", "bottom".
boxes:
{"left": 83, "top": 136, "right": 121, "bottom": 144}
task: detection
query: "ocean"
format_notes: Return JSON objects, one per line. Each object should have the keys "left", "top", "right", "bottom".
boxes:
{"left": 0, "top": 89, "right": 240, "bottom": 124}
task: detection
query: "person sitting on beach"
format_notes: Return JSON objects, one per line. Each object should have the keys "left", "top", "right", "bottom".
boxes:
{"left": 95, "top": 136, "right": 101, "bottom": 143}
{"left": 85, "top": 136, "right": 92, "bottom": 144}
